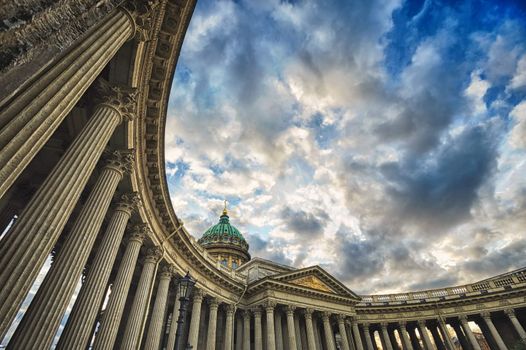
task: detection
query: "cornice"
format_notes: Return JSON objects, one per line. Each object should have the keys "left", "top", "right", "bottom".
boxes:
{"left": 130, "top": 0, "right": 245, "bottom": 298}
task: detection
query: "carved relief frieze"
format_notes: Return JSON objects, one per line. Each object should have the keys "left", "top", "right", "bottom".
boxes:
{"left": 289, "top": 275, "right": 335, "bottom": 293}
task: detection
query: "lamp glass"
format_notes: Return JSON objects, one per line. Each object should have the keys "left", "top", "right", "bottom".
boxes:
{"left": 178, "top": 272, "right": 195, "bottom": 298}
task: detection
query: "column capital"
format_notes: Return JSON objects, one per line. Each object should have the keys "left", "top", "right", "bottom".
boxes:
{"left": 399, "top": 321, "right": 407, "bottom": 327}
{"left": 263, "top": 301, "right": 276, "bottom": 311}
{"left": 225, "top": 303, "right": 236, "bottom": 315}
{"left": 103, "top": 149, "right": 135, "bottom": 175}
{"left": 243, "top": 309, "right": 251, "bottom": 319}
{"left": 337, "top": 314, "right": 347, "bottom": 323}
{"left": 417, "top": 319, "right": 427, "bottom": 326}
{"left": 116, "top": 192, "right": 141, "bottom": 214}
{"left": 321, "top": 311, "right": 332, "bottom": 321}
{"left": 302, "top": 308, "right": 314, "bottom": 319}
{"left": 480, "top": 312, "right": 491, "bottom": 320}
{"left": 505, "top": 308, "right": 516, "bottom": 317}
{"left": 121, "top": 0, "right": 158, "bottom": 41}
{"left": 208, "top": 297, "right": 219, "bottom": 309}
{"left": 285, "top": 305, "right": 296, "bottom": 315}
{"left": 252, "top": 307, "right": 262, "bottom": 318}
{"left": 144, "top": 246, "right": 163, "bottom": 264}
{"left": 380, "top": 322, "right": 388, "bottom": 329}
{"left": 128, "top": 223, "right": 150, "bottom": 244}
{"left": 192, "top": 289, "right": 205, "bottom": 303}
{"left": 459, "top": 315, "right": 469, "bottom": 323}
{"left": 95, "top": 78, "right": 138, "bottom": 122}
{"left": 159, "top": 264, "right": 176, "bottom": 280}
{"left": 363, "top": 322, "right": 370, "bottom": 330}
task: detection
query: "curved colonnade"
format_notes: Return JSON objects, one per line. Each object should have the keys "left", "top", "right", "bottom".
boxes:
{"left": 0, "top": 0, "right": 525, "bottom": 349}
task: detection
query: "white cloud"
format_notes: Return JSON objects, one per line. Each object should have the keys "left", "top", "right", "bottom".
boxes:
{"left": 509, "top": 55, "right": 526, "bottom": 90}
{"left": 465, "top": 71, "right": 490, "bottom": 115}
{"left": 509, "top": 101, "right": 526, "bottom": 149}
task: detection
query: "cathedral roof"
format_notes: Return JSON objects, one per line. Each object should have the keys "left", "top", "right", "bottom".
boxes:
{"left": 198, "top": 206, "right": 249, "bottom": 251}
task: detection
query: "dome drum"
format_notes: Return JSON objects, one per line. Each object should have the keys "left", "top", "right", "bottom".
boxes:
{"left": 198, "top": 208, "right": 250, "bottom": 269}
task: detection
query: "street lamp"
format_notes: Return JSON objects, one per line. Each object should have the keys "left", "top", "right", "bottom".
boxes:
{"left": 174, "top": 272, "right": 196, "bottom": 350}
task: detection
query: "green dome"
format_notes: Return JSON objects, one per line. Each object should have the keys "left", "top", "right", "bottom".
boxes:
{"left": 198, "top": 209, "right": 249, "bottom": 250}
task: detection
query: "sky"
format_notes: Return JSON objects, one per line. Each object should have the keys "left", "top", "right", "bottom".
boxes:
{"left": 165, "top": 0, "right": 526, "bottom": 295}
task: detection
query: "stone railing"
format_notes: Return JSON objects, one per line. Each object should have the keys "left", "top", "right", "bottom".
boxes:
{"left": 358, "top": 267, "right": 526, "bottom": 305}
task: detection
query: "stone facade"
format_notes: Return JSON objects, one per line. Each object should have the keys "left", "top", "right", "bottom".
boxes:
{"left": 0, "top": 1, "right": 525, "bottom": 349}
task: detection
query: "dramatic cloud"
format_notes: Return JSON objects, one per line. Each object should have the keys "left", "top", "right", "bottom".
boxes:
{"left": 166, "top": 0, "right": 526, "bottom": 294}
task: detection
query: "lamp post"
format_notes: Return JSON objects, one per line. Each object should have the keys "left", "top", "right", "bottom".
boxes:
{"left": 174, "top": 272, "right": 196, "bottom": 350}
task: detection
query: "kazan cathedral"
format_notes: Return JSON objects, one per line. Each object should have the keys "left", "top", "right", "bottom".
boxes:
{"left": 0, "top": 0, "right": 525, "bottom": 350}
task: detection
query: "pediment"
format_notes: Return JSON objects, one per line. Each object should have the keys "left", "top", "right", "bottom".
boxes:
{"left": 289, "top": 275, "right": 336, "bottom": 293}
{"left": 272, "top": 266, "right": 360, "bottom": 300}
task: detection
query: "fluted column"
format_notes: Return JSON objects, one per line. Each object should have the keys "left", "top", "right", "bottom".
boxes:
{"left": 7, "top": 150, "right": 133, "bottom": 350}
{"left": 430, "top": 325, "right": 445, "bottom": 350}
{"left": 166, "top": 288, "right": 182, "bottom": 350}
{"left": 451, "top": 322, "right": 470, "bottom": 350}
{"left": 437, "top": 319, "right": 453, "bottom": 350}
{"left": 294, "top": 313, "right": 302, "bottom": 350}
{"left": 56, "top": 192, "right": 140, "bottom": 349}
{"left": 380, "top": 323, "right": 394, "bottom": 350}
{"left": 254, "top": 308, "right": 263, "bottom": 350}
{"left": 337, "top": 315, "right": 351, "bottom": 350}
{"left": 265, "top": 302, "right": 277, "bottom": 350}
{"left": 506, "top": 309, "right": 526, "bottom": 339}
{"left": 236, "top": 316, "right": 243, "bottom": 350}
{"left": 93, "top": 225, "right": 148, "bottom": 350}
{"left": 285, "top": 306, "right": 298, "bottom": 350}
{"left": 416, "top": 320, "right": 432, "bottom": 350}
{"left": 303, "top": 309, "right": 317, "bottom": 350}
{"left": 350, "top": 319, "right": 364, "bottom": 350}
{"left": 459, "top": 316, "right": 481, "bottom": 350}
{"left": 225, "top": 304, "right": 236, "bottom": 350}
{"left": 206, "top": 298, "right": 219, "bottom": 350}
{"left": 315, "top": 318, "right": 323, "bottom": 350}
{"left": 188, "top": 289, "right": 205, "bottom": 349}
{"left": 0, "top": 80, "right": 137, "bottom": 339}
{"left": 0, "top": 6, "right": 139, "bottom": 199}
{"left": 143, "top": 265, "right": 176, "bottom": 350}
{"left": 242, "top": 310, "right": 251, "bottom": 350}
{"left": 275, "top": 310, "right": 284, "bottom": 350}
{"left": 406, "top": 326, "right": 419, "bottom": 350}
{"left": 399, "top": 322, "right": 413, "bottom": 350}
{"left": 481, "top": 312, "right": 506, "bottom": 350}
{"left": 363, "top": 324, "right": 374, "bottom": 350}
{"left": 322, "top": 312, "right": 336, "bottom": 350}
{"left": 120, "top": 247, "right": 163, "bottom": 350}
